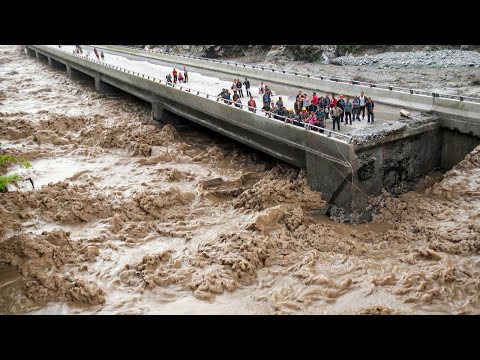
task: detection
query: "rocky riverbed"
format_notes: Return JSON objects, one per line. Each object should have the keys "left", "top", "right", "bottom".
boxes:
{"left": 332, "top": 49, "right": 480, "bottom": 69}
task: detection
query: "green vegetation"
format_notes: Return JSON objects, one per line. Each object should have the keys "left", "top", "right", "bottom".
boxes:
{"left": 0, "top": 154, "right": 31, "bottom": 170}
{"left": 0, "top": 153, "right": 31, "bottom": 192}
{"left": 0, "top": 174, "right": 23, "bottom": 192}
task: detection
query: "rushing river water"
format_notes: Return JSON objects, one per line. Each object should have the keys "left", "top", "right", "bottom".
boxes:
{"left": 1, "top": 45, "right": 479, "bottom": 314}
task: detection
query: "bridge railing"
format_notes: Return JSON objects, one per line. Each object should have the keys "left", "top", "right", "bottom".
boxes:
{"left": 40, "top": 45, "right": 353, "bottom": 144}
{"left": 107, "top": 45, "right": 480, "bottom": 104}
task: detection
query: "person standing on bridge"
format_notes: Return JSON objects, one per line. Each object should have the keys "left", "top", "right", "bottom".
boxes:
{"left": 366, "top": 97, "right": 375, "bottom": 123}
{"left": 262, "top": 98, "right": 271, "bottom": 115}
{"left": 344, "top": 97, "right": 353, "bottom": 125}
{"left": 183, "top": 66, "right": 188, "bottom": 82}
{"left": 231, "top": 79, "right": 238, "bottom": 97}
{"left": 296, "top": 91, "right": 303, "bottom": 102}
{"left": 243, "top": 78, "right": 251, "bottom": 97}
{"left": 318, "top": 114, "right": 326, "bottom": 133}
{"left": 222, "top": 89, "right": 232, "bottom": 105}
{"left": 287, "top": 109, "right": 297, "bottom": 124}
{"left": 172, "top": 68, "right": 178, "bottom": 84}
{"left": 324, "top": 94, "right": 331, "bottom": 118}
{"left": 337, "top": 94, "right": 346, "bottom": 122}
{"left": 309, "top": 99, "right": 318, "bottom": 114}
{"left": 276, "top": 97, "right": 284, "bottom": 110}
{"left": 307, "top": 111, "right": 317, "bottom": 128}
{"left": 359, "top": 91, "right": 368, "bottom": 120}
{"left": 276, "top": 106, "right": 287, "bottom": 120}
{"left": 233, "top": 94, "right": 242, "bottom": 108}
{"left": 302, "top": 95, "right": 310, "bottom": 111}
{"left": 330, "top": 93, "right": 337, "bottom": 108}
{"left": 299, "top": 107, "right": 308, "bottom": 127}
{"left": 331, "top": 104, "right": 343, "bottom": 131}
{"left": 259, "top": 81, "right": 265, "bottom": 94}
{"left": 265, "top": 85, "right": 272, "bottom": 97}
{"left": 316, "top": 106, "right": 326, "bottom": 133}
{"left": 93, "top": 48, "right": 100, "bottom": 60}
{"left": 269, "top": 101, "right": 278, "bottom": 118}
{"left": 262, "top": 91, "right": 271, "bottom": 113}
{"left": 235, "top": 96, "right": 242, "bottom": 108}
{"left": 318, "top": 96, "right": 325, "bottom": 113}
{"left": 352, "top": 95, "right": 360, "bottom": 121}
{"left": 236, "top": 79, "right": 243, "bottom": 98}
{"left": 312, "top": 92, "right": 318, "bottom": 106}
{"left": 248, "top": 96, "right": 257, "bottom": 113}
{"left": 294, "top": 98, "right": 302, "bottom": 115}
{"left": 100, "top": 51, "right": 105, "bottom": 61}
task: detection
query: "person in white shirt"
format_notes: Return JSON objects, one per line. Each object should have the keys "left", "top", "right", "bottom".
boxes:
{"left": 259, "top": 81, "right": 265, "bottom": 94}
{"left": 359, "top": 91, "right": 368, "bottom": 120}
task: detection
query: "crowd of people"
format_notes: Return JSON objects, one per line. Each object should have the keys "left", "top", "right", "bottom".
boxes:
{"left": 63, "top": 47, "right": 376, "bottom": 134}
{"left": 60, "top": 48, "right": 376, "bottom": 134}
{"left": 92, "top": 48, "right": 105, "bottom": 61}
{"left": 215, "top": 77, "right": 376, "bottom": 133}
{"left": 286, "top": 90, "right": 375, "bottom": 131}
{"left": 166, "top": 66, "right": 189, "bottom": 84}
{"left": 68, "top": 45, "right": 105, "bottom": 61}
{"left": 73, "top": 45, "right": 83, "bottom": 54}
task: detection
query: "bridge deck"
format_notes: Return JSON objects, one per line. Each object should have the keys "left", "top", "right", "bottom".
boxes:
{"left": 90, "top": 44, "right": 480, "bottom": 139}
{"left": 73, "top": 45, "right": 422, "bottom": 138}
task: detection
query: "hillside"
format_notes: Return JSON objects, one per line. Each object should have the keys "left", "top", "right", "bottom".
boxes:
{"left": 140, "top": 45, "right": 479, "bottom": 63}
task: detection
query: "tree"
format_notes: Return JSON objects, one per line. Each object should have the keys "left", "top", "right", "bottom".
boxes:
{"left": 0, "top": 153, "right": 31, "bottom": 192}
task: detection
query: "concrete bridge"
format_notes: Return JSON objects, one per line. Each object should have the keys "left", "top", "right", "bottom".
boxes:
{"left": 95, "top": 45, "right": 480, "bottom": 138}
{"left": 24, "top": 45, "right": 480, "bottom": 222}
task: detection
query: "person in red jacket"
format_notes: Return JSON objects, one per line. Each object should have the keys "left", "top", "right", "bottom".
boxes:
{"left": 312, "top": 92, "right": 318, "bottom": 106}
{"left": 172, "top": 68, "right": 178, "bottom": 83}
{"left": 329, "top": 93, "right": 337, "bottom": 108}
{"left": 248, "top": 96, "right": 257, "bottom": 113}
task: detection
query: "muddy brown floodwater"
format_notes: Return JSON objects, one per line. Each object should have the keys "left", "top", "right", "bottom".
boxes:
{"left": 1, "top": 45, "right": 479, "bottom": 315}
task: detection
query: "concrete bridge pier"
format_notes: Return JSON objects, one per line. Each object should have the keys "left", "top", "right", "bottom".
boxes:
{"left": 152, "top": 101, "right": 164, "bottom": 122}
{"left": 36, "top": 51, "right": 48, "bottom": 62}
{"left": 66, "top": 64, "right": 80, "bottom": 78}
{"left": 305, "top": 133, "right": 364, "bottom": 221}
{"left": 25, "top": 47, "right": 36, "bottom": 57}
{"left": 94, "top": 76, "right": 119, "bottom": 95}
{"left": 66, "top": 65, "right": 92, "bottom": 82}
{"left": 151, "top": 101, "right": 185, "bottom": 126}
{"left": 307, "top": 154, "right": 356, "bottom": 204}
{"left": 441, "top": 129, "right": 480, "bottom": 170}
{"left": 47, "top": 57, "right": 65, "bottom": 70}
